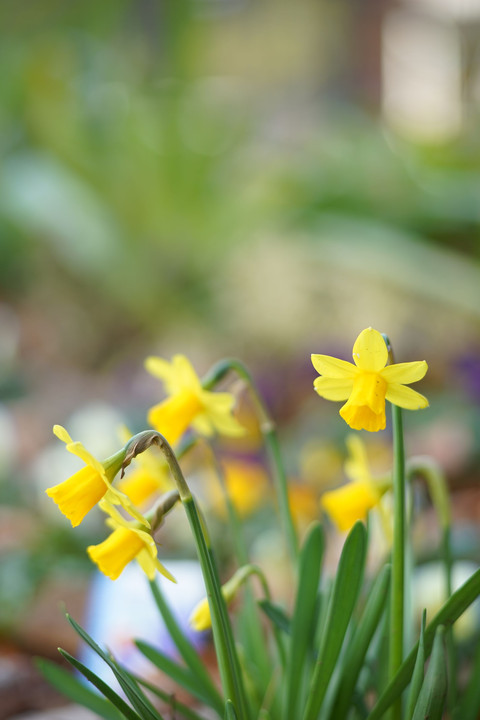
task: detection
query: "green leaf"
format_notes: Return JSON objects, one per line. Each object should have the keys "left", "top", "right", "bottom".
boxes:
{"left": 225, "top": 699, "right": 238, "bottom": 720}
{"left": 284, "top": 522, "right": 324, "bottom": 720}
{"left": 405, "top": 609, "right": 427, "bottom": 720}
{"left": 135, "top": 639, "right": 221, "bottom": 711}
{"left": 148, "top": 580, "right": 223, "bottom": 711}
{"left": 328, "top": 563, "right": 391, "bottom": 719}
{"left": 367, "top": 566, "right": 480, "bottom": 720}
{"left": 54, "top": 652, "right": 141, "bottom": 720}
{"left": 36, "top": 657, "right": 127, "bottom": 720}
{"left": 66, "top": 614, "right": 163, "bottom": 720}
{"left": 127, "top": 671, "right": 208, "bottom": 720}
{"left": 455, "top": 632, "right": 480, "bottom": 720}
{"left": 302, "top": 521, "right": 367, "bottom": 720}
{"left": 411, "top": 627, "right": 447, "bottom": 720}
{"left": 258, "top": 600, "right": 291, "bottom": 635}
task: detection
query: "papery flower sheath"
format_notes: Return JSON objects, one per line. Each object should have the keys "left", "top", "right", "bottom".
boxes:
{"left": 312, "top": 328, "right": 428, "bottom": 431}
{"left": 87, "top": 503, "right": 175, "bottom": 582}
{"left": 145, "top": 354, "right": 245, "bottom": 444}
{"left": 117, "top": 430, "right": 173, "bottom": 508}
{"left": 46, "top": 425, "right": 148, "bottom": 528}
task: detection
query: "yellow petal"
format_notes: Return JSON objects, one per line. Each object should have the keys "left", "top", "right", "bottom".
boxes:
{"left": 321, "top": 479, "right": 380, "bottom": 532}
{"left": 381, "top": 361, "right": 428, "bottom": 385}
{"left": 311, "top": 354, "right": 357, "bottom": 379}
{"left": 172, "top": 355, "right": 202, "bottom": 392}
{"left": 136, "top": 549, "right": 176, "bottom": 583}
{"left": 117, "top": 468, "right": 163, "bottom": 507}
{"left": 189, "top": 597, "right": 212, "bottom": 631}
{"left": 145, "top": 356, "right": 174, "bottom": 383}
{"left": 385, "top": 384, "right": 429, "bottom": 410}
{"left": 87, "top": 527, "right": 144, "bottom": 580}
{"left": 344, "top": 435, "right": 370, "bottom": 483}
{"left": 313, "top": 376, "right": 354, "bottom": 401}
{"left": 46, "top": 466, "right": 107, "bottom": 527}
{"left": 352, "top": 328, "right": 388, "bottom": 372}
{"left": 65, "top": 441, "right": 105, "bottom": 475}
{"left": 53, "top": 424, "right": 73, "bottom": 444}
{"left": 148, "top": 390, "right": 202, "bottom": 444}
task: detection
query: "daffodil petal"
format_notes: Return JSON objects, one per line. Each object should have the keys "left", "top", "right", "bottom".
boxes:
{"left": 173, "top": 355, "right": 202, "bottom": 392}
{"left": 313, "top": 376, "right": 354, "bottom": 401}
{"left": 385, "top": 383, "right": 429, "bottom": 410}
{"left": 204, "top": 410, "right": 246, "bottom": 437}
{"left": 352, "top": 328, "right": 388, "bottom": 372}
{"left": 145, "top": 356, "right": 174, "bottom": 382}
{"left": 66, "top": 442, "right": 105, "bottom": 475}
{"left": 381, "top": 361, "right": 428, "bottom": 385}
{"left": 311, "top": 354, "right": 357, "bottom": 379}
{"left": 53, "top": 424, "right": 73, "bottom": 444}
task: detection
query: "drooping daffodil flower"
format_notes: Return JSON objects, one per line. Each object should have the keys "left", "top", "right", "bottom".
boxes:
{"left": 87, "top": 502, "right": 175, "bottom": 582}
{"left": 46, "top": 425, "right": 148, "bottom": 528}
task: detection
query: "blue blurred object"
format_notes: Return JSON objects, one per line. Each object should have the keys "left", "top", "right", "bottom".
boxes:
{"left": 80, "top": 560, "right": 208, "bottom": 690}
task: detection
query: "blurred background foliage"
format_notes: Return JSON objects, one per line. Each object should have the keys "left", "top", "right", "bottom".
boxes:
{"left": 1, "top": 0, "right": 480, "bottom": 688}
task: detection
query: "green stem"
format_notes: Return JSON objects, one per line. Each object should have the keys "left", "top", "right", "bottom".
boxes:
{"left": 126, "top": 430, "right": 249, "bottom": 719}
{"left": 389, "top": 403, "right": 405, "bottom": 720}
{"left": 406, "top": 457, "right": 456, "bottom": 710}
{"left": 202, "top": 358, "right": 298, "bottom": 566}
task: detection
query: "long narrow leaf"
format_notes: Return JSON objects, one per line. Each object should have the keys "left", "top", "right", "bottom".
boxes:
{"left": 329, "top": 563, "right": 391, "bottom": 719}
{"left": 367, "top": 567, "right": 480, "bottom": 720}
{"left": 66, "top": 614, "right": 163, "bottom": 720}
{"left": 302, "top": 521, "right": 367, "bottom": 720}
{"left": 284, "top": 522, "right": 324, "bottom": 720}
{"left": 405, "top": 610, "right": 426, "bottom": 720}
{"left": 148, "top": 580, "right": 223, "bottom": 710}
{"left": 36, "top": 656, "right": 128, "bottom": 720}
{"left": 258, "top": 600, "right": 291, "bottom": 635}
{"left": 127, "top": 671, "right": 208, "bottom": 720}
{"left": 136, "top": 639, "right": 222, "bottom": 712}
{"left": 54, "top": 652, "right": 141, "bottom": 720}
{"left": 411, "top": 627, "right": 447, "bottom": 720}
{"left": 455, "top": 631, "right": 480, "bottom": 720}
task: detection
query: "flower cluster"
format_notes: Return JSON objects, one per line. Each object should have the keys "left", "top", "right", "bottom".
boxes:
{"left": 45, "top": 355, "right": 244, "bottom": 581}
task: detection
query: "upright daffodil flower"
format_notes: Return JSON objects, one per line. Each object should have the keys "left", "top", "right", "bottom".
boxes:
{"left": 87, "top": 503, "right": 175, "bottom": 582}
{"left": 312, "top": 328, "right": 428, "bottom": 431}
{"left": 46, "top": 425, "right": 148, "bottom": 528}
{"left": 321, "top": 435, "right": 383, "bottom": 532}
{"left": 145, "top": 354, "right": 245, "bottom": 444}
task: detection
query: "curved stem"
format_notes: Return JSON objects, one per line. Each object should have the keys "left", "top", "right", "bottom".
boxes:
{"left": 124, "top": 429, "right": 249, "bottom": 719}
{"left": 202, "top": 358, "right": 299, "bottom": 567}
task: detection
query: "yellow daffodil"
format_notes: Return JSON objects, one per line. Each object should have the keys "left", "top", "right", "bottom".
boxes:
{"left": 312, "top": 327, "right": 428, "bottom": 432}
{"left": 87, "top": 504, "right": 175, "bottom": 582}
{"left": 46, "top": 425, "right": 148, "bottom": 528}
{"left": 145, "top": 354, "right": 245, "bottom": 444}
{"left": 117, "top": 444, "right": 173, "bottom": 508}
{"left": 190, "top": 568, "right": 247, "bottom": 632}
{"left": 288, "top": 484, "right": 320, "bottom": 530}
{"left": 209, "top": 459, "right": 270, "bottom": 518}
{"left": 321, "top": 435, "right": 382, "bottom": 532}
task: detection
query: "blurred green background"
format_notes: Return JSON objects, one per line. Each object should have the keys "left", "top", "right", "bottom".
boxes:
{"left": 1, "top": 0, "right": 480, "bottom": 711}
